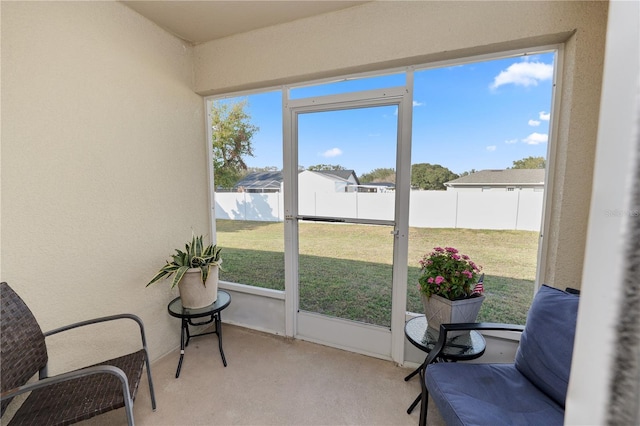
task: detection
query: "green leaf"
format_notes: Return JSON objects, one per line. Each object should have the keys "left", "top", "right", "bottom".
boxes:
{"left": 147, "top": 270, "right": 169, "bottom": 286}
{"left": 171, "top": 266, "right": 190, "bottom": 289}
{"left": 195, "top": 235, "right": 203, "bottom": 256}
{"left": 201, "top": 264, "right": 210, "bottom": 286}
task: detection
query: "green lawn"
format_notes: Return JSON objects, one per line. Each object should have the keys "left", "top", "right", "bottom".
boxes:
{"left": 216, "top": 220, "right": 538, "bottom": 326}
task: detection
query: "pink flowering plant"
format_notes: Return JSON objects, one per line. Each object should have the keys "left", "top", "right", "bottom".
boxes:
{"left": 418, "top": 247, "right": 483, "bottom": 300}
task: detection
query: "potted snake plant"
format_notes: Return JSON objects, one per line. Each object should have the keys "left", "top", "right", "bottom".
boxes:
{"left": 147, "top": 234, "right": 222, "bottom": 308}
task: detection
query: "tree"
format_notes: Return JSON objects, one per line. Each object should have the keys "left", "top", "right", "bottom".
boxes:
{"left": 359, "top": 168, "right": 396, "bottom": 184}
{"left": 458, "top": 169, "right": 477, "bottom": 177}
{"left": 307, "top": 164, "right": 346, "bottom": 171}
{"left": 512, "top": 156, "right": 545, "bottom": 169}
{"left": 411, "top": 163, "right": 458, "bottom": 190}
{"left": 211, "top": 100, "right": 259, "bottom": 189}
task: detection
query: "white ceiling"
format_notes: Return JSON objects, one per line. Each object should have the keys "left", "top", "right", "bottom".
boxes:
{"left": 121, "top": 1, "right": 368, "bottom": 45}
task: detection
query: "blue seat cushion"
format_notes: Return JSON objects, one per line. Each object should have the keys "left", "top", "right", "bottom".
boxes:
{"left": 514, "top": 285, "right": 579, "bottom": 407}
{"left": 426, "top": 363, "right": 565, "bottom": 426}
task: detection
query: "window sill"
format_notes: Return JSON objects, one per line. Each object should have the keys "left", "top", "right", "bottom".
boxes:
{"left": 219, "top": 281, "right": 285, "bottom": 300}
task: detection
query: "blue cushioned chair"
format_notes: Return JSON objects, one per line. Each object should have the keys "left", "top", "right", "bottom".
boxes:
{"left": 419, "top": 285, "right": 579, "bottom": 426}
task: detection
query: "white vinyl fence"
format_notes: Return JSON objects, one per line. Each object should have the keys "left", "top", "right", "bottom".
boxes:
{"left": 215, "top": 190, "right": 544, "bottom": 231}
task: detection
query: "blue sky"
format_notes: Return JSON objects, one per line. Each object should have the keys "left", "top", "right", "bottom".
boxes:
{"left": 216, "top": 52, "right": 554, "bottom": 176}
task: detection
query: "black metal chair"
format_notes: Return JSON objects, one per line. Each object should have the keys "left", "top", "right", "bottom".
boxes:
{"left": 0, "top": 282, "right": 156, "bottom": 425}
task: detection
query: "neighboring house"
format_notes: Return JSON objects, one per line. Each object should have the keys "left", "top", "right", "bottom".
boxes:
{"left": 232, "top": 169, "right": 360, "bottom": 193}
{"left": 444, "top": 169, "right": 545, "bottom": 192}
{"left": 356, "top": 182, "right": 395, "bottom": 193}
{"left": 234, "top": 171, "right": 283, "bottom": 193}
{"left": 299, "top": 169, "right": 359, "bottom": 193}
{"left": 314, "top": 170, "right": 360, "bottom": 190}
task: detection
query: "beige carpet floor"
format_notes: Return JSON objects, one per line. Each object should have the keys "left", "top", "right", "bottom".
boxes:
{"left": 76, "top": 324, "right": 445, "bottom": 425}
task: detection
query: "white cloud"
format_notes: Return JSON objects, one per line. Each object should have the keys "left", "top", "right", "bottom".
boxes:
{"left": 486, "top": 145, "right": 497, "bottom": 152}
{"left": 521, "top": 55, "right": 542, "bottom": 62}
{"left": 322, "top": 148, "right": 343, "bottom": 158}
{"left": 413, "top": 101, "right": 424, "bottom": 107}
{"left": 490, "top": 61, "right": 553, "bottom": 90}
{"left": 539, "top": 111, "right": 550, "bottom": 121}
{"left": 528, "top": 119, "right": 541, "bottom": 126}
{"left": 505, "top": 138, "right": 518, "bottom": 144}
{"left": 522, "top": 133, "right": 548, "bottom": 145}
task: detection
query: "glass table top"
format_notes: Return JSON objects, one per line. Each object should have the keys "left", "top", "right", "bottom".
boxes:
{"left": 405, "top": 316, "right": 486, "bottom": 360}
{"left": 167, "top": 290, "right": 231, "bottom": 318}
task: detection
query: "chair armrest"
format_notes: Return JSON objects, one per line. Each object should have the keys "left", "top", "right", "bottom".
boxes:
{"left": 42, "top": 314, "right": 149, "bottom": 379}
{"left": 44, "top": 313, "right": 148, "bottom": 348}
{"left": 44, "top": 313, "right": 146, "bottom": 338}
{"left": 1, "top": 365, "right": 136, "bottom": 425}
{"left": 423, "top": 322, "right": 526, "bottom": 366}
{"left": 0, "top": 364, "right": 131, "bottom": 402}
{"left": 440, "top": 322, "right": 525, "bottom": 333}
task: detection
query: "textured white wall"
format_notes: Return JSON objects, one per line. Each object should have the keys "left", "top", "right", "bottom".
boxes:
{"left": 194, "top": 1, "right": 602, "bottom": 95}
{"left": 194, "top": 1, "right": 608, "bottom": 290}
{"left": 566, "top": 0, "right": 640, "bottom": 423}
{"left": 1, "top": 2, "right": 208, "bottom": 369}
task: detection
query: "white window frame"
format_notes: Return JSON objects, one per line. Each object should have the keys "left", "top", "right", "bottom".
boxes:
{"left": 204, "top": 43, "right": 563, "bottom": 355}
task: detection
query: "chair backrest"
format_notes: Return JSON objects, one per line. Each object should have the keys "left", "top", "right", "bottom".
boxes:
{"left": 0, "top": 282, "right": 48, "bottom": 416}
{"left": 514, "top": 285, "right": 580, "bottom": 408}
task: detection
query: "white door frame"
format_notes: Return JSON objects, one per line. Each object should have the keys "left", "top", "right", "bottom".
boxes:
{"left": 282, "top": 83, "right": 413, "bottom": 363}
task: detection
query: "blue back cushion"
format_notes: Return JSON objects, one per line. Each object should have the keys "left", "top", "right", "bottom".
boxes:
{"left": 514, "top": 285, "right": 579, "bottom": 407}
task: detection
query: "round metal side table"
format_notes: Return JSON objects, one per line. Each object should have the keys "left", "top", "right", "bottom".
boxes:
{"left": 404, "top": 315, "right": 486, "bottom": 414}
{"left": 168, "top": 290, "right": 231, "bottom": 378}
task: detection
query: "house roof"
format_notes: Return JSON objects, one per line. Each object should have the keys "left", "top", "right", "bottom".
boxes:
{"left": 234, "top": 169, "right": 360, "bottom": 189}
{"left": 314, "top": 170, "right": 360, "bottom": 185}
{"left": 234, "top": 171, "right": 283, "bottom": 190}
{"left": 361, "top": 182, "right": 395, "bottom": 188}
{"left": 445, "top": 169, "right": 545, "bottom": 186}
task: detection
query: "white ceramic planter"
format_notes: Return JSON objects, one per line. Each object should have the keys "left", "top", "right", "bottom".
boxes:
{"left": 177, "top": 266, "right": 219, "bottom": 309}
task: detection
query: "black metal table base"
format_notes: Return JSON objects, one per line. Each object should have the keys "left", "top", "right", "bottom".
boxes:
{"left": 404, "top": 318, "right": 486, "bottom": 417}
{"left": 175, "top": 311, "right": 227, "bottom": 378}
{"left": 405, "top": 365, "right": 420, "bottom": 382}
{"left": 407, "top": 394, "right": 422, "bottom": 415}
{"left": 405, "top": 356, "right": 448, "bottom": 414}
{"left": 404, "top": 365, "right": 423, "bottom": 414}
